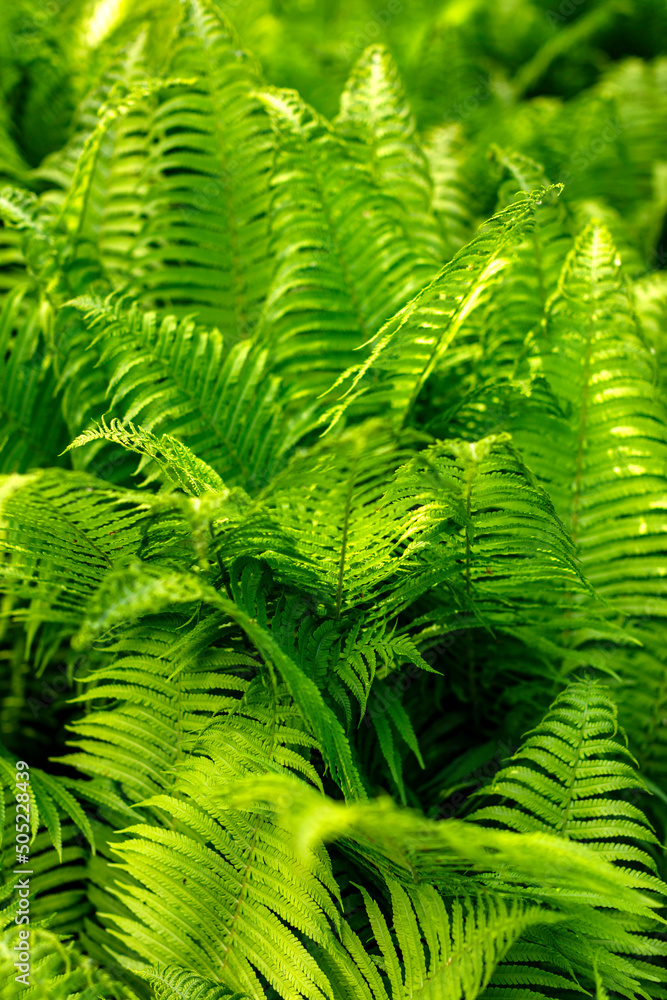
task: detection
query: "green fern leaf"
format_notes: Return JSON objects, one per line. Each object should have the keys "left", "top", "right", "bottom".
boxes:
{"left": 140, "top": 965, "right": 248, "bottom": 999}
{"left": 67, "top": 418, "right": 226, "bottom": 496}
{"left": 324, "top": 188, "right": 554, "bottom": 430}
{"left": 335, "top": 44, "right": 444, "bottom": 265}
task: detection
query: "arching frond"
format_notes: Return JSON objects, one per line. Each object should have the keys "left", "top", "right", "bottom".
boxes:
{"left": 34, "top": 29, "right": 153, "bottom": 282}
{"left": 231, "top": 773, "right": 667, "bottom": 999}
{"left": 324, "top": 189, "right": 550, "bottom": 430}
{"left": 226, "top": 774, "right": 663, "bottom": 917}
{"left": 470, "top": 678, "right": 667, "bottom": 999}
{"left": 139, "top": 965, "right": 247, "bottom": 1000}
{"left": 512, "top": 222, "right": 667, "bottom": 614}
{"left": 417, "top": 153, "right": 572, "bottom": 441}
{"left": 69, "top": 296, "right": 300, "bottom": 490}
{"left": 84, "top": 701, "right": 343, "bottom": 997}
{"left": 258, "top": 86, "right": 436, "bottom": 403}
{"left": 470, "top": 679, "right": 661, "bottom": 879}
{"left": 67, "top": 418, "right": 226, "bottom": 496}
{"left": 0, "top": 469, "right": 152, "bottom": 625}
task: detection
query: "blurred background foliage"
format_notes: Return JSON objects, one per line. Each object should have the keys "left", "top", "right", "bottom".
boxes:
{"left": 1, "top": 0, "right": 666, "bottom": 280}
{"left": 4, "top": 0, "right": 667, "bottom": 135}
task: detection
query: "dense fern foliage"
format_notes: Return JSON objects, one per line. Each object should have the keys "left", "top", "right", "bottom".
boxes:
{"left": 1, "top": 1, "right": 667, "bottom": 997}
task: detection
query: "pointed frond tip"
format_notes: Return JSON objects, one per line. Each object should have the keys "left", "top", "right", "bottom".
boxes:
{"left": 65, "top": 418, "right": 226, "bottom": 496}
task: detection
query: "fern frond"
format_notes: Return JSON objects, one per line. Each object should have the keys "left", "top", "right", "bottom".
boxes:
{"left": 0, "top": 922, "right": 142, "bottom": 999}
{"left": 470, "top": 679, "right": 661, "bottom": 880}
{"left": 356, "top": 882, "right": 562, "bottom": 1000}
{"left": 89, "top": 699, "right": 343, "bottom": 997}
{"left": 67, "top": 418, "right": 226, "bottom": 496}
{"left": 68, "top": 565, "right": 364, "bottom": 799}
{"left": 129, "top": 0, "right": 275, "bottom": 333}
{"left": 57, "top": 617, "right": 288, "bottom": 810}
{"left": 0, "top": 469, "right": 152, "bottom": 625}
{"left": 258, "top": 86, "right": 435, "bottom": 402}
{"left": 471, "top": 678, "right": 667, "bottom": 1000}
{"left": 335, "top": 45, "right": 444, "bottom": 265}
{"left": 140, "top": 964, "right": 248, "bottom": 999}
{"left": 69, "top": 296, "right": 298, "bottom": 491}
{"left": 254, "top": 421, "right": 433, "bottom": 617}
{"left": 512, "top": 222, "right": 667, "bottom": 616}
{"left": 35, "top": 29, "right": 153, "bottom": 282}
{"left": 225, "top": 774, "right": 663, "bottom": 918}
{"left": 634, "top": 269, "right": 667, "bottom": 390}
{"left": 423, "top": 123, "right": 473, "bottom": 261}
{"left": 387, "top": 432, "right": 587, "bottom": 617}
{"left": 324, "top": 188, "right": 552, "bottom": 430}
{"left": 0, "top": 287, "right": 68, "bottom": 473}
{"left": 0, "top": 744, "right": 94, "bottom": 860}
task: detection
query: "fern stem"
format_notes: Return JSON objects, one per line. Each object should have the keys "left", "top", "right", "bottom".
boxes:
{"left": 335, "top": 460, "right": 357, "bottom": 619}
{"left": 208, "top": 521, "right": 230, "bottom": 599}
{"left": 557, "top": 689, "right": 588, "bottom": 838}
{"left": 569, "top": 235, "right": 599, "bottom": 547}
